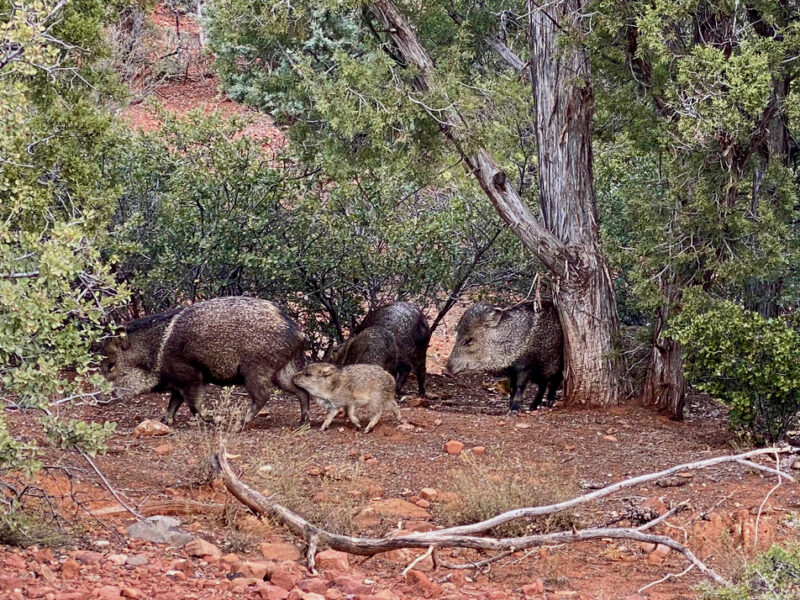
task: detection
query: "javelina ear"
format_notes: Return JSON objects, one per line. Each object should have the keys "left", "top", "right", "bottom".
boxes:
{"left": 320, "top": 364, "right": 336, "bottom": 377}
{"left": 484, "top": 309, "right": 504, "bottom": 328}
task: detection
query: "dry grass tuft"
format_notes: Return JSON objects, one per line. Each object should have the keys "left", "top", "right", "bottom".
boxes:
{"left": 437, "top": 452, "right": 579, "bottom": 537}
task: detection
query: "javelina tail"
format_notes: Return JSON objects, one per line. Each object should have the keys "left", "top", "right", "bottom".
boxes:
{"left": 275, "top": 354, "right": 310, "bottom": 425}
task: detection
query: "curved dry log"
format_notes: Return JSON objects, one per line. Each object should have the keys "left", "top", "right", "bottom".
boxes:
{"left": 211, "top": 447, "right": 800, "bottom": 583}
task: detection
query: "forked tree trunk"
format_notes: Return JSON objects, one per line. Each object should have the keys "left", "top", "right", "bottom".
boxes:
{"left": 641, "top": 306, "right": 686, "bottom": 419}
{"left": 528, "top": 0, "right": 625, "bottom": 405}
{"left": 369, "top": 1, "right": 624, "bottom": 406}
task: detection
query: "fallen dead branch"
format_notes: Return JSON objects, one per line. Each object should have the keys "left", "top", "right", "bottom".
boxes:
{"left": 90, "top": 499, "right": 225, "bottom": 518}
{"left": 213, "top": 446, "right": 796, "bottom": 582}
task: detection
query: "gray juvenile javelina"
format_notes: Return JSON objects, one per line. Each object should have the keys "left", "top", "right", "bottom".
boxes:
{"left": 292, "top": 362, "right": 401, "bottom": 433}
{"left": 355, "top": 302, "right": 430, "bottom": 396}
{"left": 102, "top": 296, "right": 310, "bottom": 425}
{"left": 328, "top": 326, "right": 398, "bottom": 375}
{"left": 446, "top": 301, "right": 563, "bottom": 413}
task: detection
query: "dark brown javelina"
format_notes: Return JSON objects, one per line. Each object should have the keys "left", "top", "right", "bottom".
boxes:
{"left": 445, "top": 301, "right": 563, "bottom": 413}
{"left": 102, "top": 296, "right": 310, "bottom": 425}
{"left": 328, "top": 326, "right": 398, "bottom": 375}
{"left": 355, "top": 302, "right": 430, "bottom": 396}
{"left": 292, "top": 363, "right": 400, "bottom": 433}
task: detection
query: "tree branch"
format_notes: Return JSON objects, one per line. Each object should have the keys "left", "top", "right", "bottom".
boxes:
{"left": 212, "top": 446, "right": 796, "bottom": 583}
{"left": 368, "top": 1, "right": 571, "bottom": 277}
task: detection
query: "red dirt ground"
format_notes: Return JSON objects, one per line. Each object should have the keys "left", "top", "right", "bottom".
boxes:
{"left": 2, "top": 5, "right": 799, "bottom": 600}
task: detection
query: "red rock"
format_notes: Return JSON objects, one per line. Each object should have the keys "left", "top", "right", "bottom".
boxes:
{"left": 60, "top": 559, "right": 81, "bottom": 579}
{"left": 154, "top": 443, "right": 173, "bottom": 455}
{"left": 132, "top": 419, "right": 171, "bottom": 438}
{"left": 486, "top": 590, "right": 509, "bottom": 600}
{"left": 240, "top": 561, "right": 273, "bottom": 579}
{"left": 365, "top": 483, "right": 384, "bottom": 498}
{"left": 53, "top": 594, "right": 84, "bottom": 600}
{"left": 449, "top": 572, "right": 467, "bottom": 587}
{"left": 651, "top": 544, "right": 671, "bottom": 558}
{"left": 121, "top": 589, "right": 144, "bottom": 599}
{"left": 471, "top": 446, "right": 486, "bottom": 455}
{"left": 184, "top": 538, "right": 221, "bottom": 560}
{"left": 0, "top": 577, "right": 20, "bottom": 591}
{"left": 298, "top": 578, "right": 329, "bottom": 594}
{"left": 94, "top": 585, "right": 122, "bottom": 600}
{"left": 32, "top": 549, "right": 53, "bottom": 563}
{"left": 25, "top": 587, "right": 54, "bottom": 599}
{"left": 372, "top": 591, "right": 401, "bottom": 600}
{"left": 521, "top": 579, "right": 544, "bottom": 596}
{"left": 405, "top": 570, "right": 441, "bottom": 598}
{"left": 270, "top": 563, "right": 305, "bottom": 591}
{"left": 368, "top": 499, "right": 431, "bottom": 519}
{"left": 5, "top": 554, "right": 26, "bottom": 570}
{"left": 315, "top": 550, "right": 349, "bottom": 572}
{"left": 324, "top": 590, "right": 344, "bottom": 600}
{"left": 399, "top": 521, "right": 437, "bottom": 533}
{"left": 415, "top": 499, "right": 431, "bottom": 509}
{"left": 603, "top": 435, "right": 618, "bottom": 443}
{"left": 443, "top": 440, "right": 464, "bottom": 455}
{"left": 308, "top": 468, "right": 323, "bottom": 477}
{"left": 641, "top": 497, "right": 668, "bottom": 516}
{"left": 636, "top": 542, "right": 656, "bottom": 553}
{"left": 261, "top": 542, "right": 301, "bottom": 562}
{"left": 334, "top": 575, "right": 374, "bottom": 596}
{"left": 106, "top": 554, "right": 128, "bottom": 566}
{"left": 36, "top": 564, "right": 57, "bottom": 583}
{"left": 259, "top": 584, "right": 291, "bottom": 600}
{"left": 221, "top": 553, "right": 239, "bottom": 564}
{"left": 73, "top": 551, "right": 104, "bottom": 565}
{"left": 419, "top": 488, "right": 437, "bottom": 501}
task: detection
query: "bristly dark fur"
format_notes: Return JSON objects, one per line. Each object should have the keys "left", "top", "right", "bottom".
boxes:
{"left": 124, "top": 306, "right": 184, "bottom": 333}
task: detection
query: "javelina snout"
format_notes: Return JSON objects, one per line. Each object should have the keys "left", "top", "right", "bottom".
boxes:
{"left": 293, "top": 362, "right": 400, "bottom": 433}
{"left": 447, "top": 301, "right": 563, "bottom": 413}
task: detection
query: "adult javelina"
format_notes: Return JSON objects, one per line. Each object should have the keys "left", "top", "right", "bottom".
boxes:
{"left": 292, "top": 363, "right": 400, "bottom": 433}
{"left": 446, "top": 301, "right": 563, "bottom": 413}
{"left": 328, "top": 326, "right": 398, "bottom": 375}
{"left": 355, "top": 302, "right": 430, "bottom": 396}
{"left": 102, "top": 297, "right": 310, "bottom": 425}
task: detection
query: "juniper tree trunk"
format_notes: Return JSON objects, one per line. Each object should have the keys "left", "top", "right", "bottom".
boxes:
{"left": 528, "top": 0, "right": 625, "bottom": 405}
{"left": 642, "top": 306, "right": 686, "bottom": 419}
{"left": 370, "top": 0, "right": 624, "bottom": 406}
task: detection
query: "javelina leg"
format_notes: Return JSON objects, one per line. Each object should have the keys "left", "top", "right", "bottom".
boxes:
{"left": 529, "top": 380, "right": 548, "bottom": 411}
{"left": 182, "top": 384, "right": 210, "bottom": 421}
{"left": 415, "top": 362, "right": 427, "bottom": 397}
{"left": 545, "top": 372, "right": 563, "bottom": 408}
{"left": 395, "top": 364, "right": 411, "bottom": 396}
{"left": 390, "top": 399, "right": 402, "bottom": 423}
{"left": 163, "top": 390, "right": 184, "bottom": 425}
{"left": 243, "top": 371, "right": 273, "bottom": 425}
{"left": 274, "top": 358, "right": 310, "bottom": 425}
{"left": 508, "top": 370, "right": 531, "bottom": 414}
{"left": 320, "top": 407, "right": 339, "bottom": 431}
{"left": 363, "top": 411, "right": 382, "bottom": 434}
{"left": 345, "top": 405, "right": 361, "bottom": 430}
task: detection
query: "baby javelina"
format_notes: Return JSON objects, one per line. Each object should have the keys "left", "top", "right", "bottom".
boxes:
{"left": 292, "top": 363, "right": 402, "bottom": 433}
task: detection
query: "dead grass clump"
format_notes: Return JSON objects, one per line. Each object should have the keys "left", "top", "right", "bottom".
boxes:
{"left": 250, "top": 432, "right": 364, "bottom": 536}
{"left": 437, "top": 453, "right": 578, "bottom": 537}
{"left": 186, "top": 387, "right": 248, "bottom": 485}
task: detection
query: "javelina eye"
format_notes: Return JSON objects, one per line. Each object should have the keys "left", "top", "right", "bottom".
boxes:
{"left": 464, "top": 338, "right": 473, "bottom": 346}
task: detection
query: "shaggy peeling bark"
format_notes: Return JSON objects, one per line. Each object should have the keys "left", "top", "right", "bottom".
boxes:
{"left": 642, "top": 306, "right": 686, "bottom": 420}
{"left": 213, "top": 446, "right": 795, "bottom": 582}
{"left": 369, "top": 0, "right": 624, "bottom": 406}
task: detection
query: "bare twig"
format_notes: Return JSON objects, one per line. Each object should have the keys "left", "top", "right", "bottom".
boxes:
{"left": 79, "top": 449, "right": 145, "bottom": 521}
{"left": 402, "top": 545, "right": 434, "bottom": 576}
{"left": 639, "top": 564, "right": 696, "bottom": 593}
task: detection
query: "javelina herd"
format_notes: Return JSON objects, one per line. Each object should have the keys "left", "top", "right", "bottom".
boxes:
{"left": 103, "top": 295, "right": 564, "bottom": 432}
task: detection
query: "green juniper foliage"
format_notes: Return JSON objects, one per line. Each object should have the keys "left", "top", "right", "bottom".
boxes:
{"left": 110, "top": 109, "right": 531, "bottom": 352}
{"left": 671, "top": 298, "right": 800, "bottom": 442}
{"left": 700, "top": 545, "right": 800, "bottom": 600}
{"left": 0, "top": 1, "right": 133, "bottom": 483}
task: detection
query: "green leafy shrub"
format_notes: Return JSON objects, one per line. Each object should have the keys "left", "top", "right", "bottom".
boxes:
{"left": 700, "top": 545, "right": 800, "bottom": 600}
{"left": 110, "top": 110, "right": 532, "bottom": 352}
{"left": 672, "top": 299, "right": 800, "bottom": 442}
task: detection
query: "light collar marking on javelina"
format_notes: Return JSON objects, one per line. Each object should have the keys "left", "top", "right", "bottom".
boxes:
{"left": 153, "top": 306, "right": 188, "bottom": 375}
